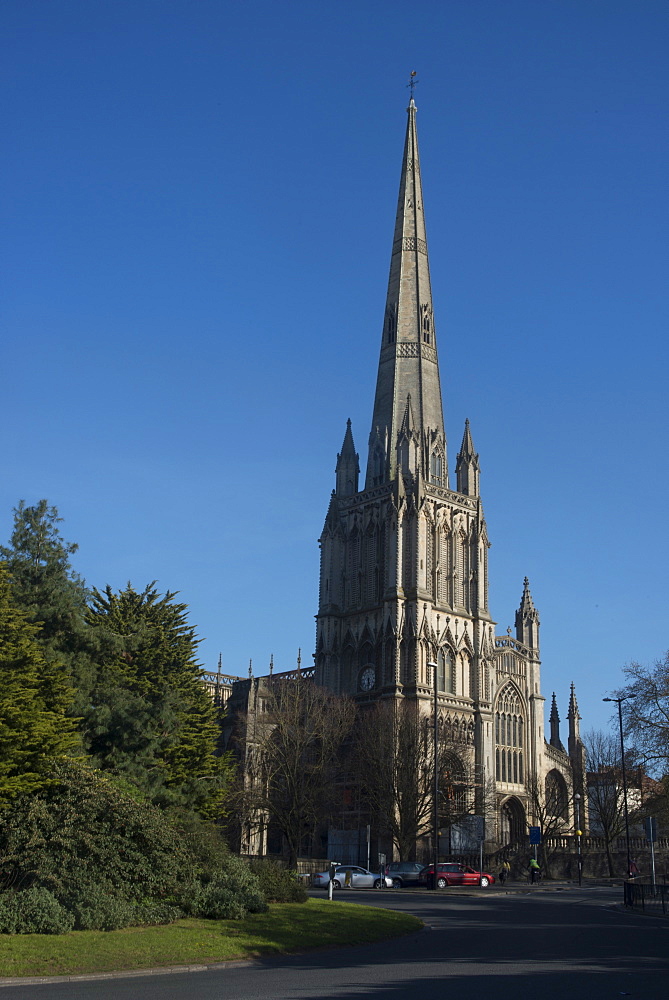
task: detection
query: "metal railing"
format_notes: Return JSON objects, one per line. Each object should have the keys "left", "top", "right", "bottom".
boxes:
{"left": 624, "top": 881, "right": 669, "bottom": 916}
{"left": 545, "top": 834, "right": 669, "bottom": 851}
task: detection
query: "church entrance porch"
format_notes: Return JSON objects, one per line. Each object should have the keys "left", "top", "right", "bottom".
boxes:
{"left": 500, "top": 796, "right": 526, "bottom": 847}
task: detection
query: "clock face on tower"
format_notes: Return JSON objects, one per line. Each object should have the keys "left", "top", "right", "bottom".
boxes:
{"left": 360, "top": 666, "right": 376, "bottom": 691}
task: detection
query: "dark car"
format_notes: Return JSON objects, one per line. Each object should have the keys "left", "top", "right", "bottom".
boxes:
{"left": 385, "top": 861, "right": 426, "bottom": 888}
{"left": 419, "top": 862, "right": 495, "bottom": 888}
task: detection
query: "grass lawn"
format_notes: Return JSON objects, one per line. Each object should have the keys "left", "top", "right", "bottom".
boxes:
{"left": 0, "top": 899, "right": 423, "bottom": 978}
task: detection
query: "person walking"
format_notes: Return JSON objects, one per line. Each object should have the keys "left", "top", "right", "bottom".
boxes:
{"left": 499, "top": 858, "right": 511, "bottom": 884}
{"left": 529, "top": 857, "right": 541, "bottom": 883}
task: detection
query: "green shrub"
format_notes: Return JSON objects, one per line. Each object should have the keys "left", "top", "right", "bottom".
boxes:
{"left": 69, "top": 893, "right": 183, "bottom": 932}
{"left": 187, "top": 854, "right": 268, "bottom": 920}
{"left": 191, "top": 883, "right": 248, "bottom": 921}
{"left": 169, "top": 809, "right": 231, "bottom": 881}
{"left": 62, "top": 880, "right": 136, "bottom": 932}
{"left": 248, "top": 860, "right": 308, "bottom": 903}
{"left": 0, "top": 761, "right": 267, "bottom": 931}
{"left": 0, "top": 760, "right": 196, "bottom": 905}
{"left": 132, "top": 900, "right": 183, "bottom": 927}
{"left": 0, "top": 887, "right": 75, "bottom": 935}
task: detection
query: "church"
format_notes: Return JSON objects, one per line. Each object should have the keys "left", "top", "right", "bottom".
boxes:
{"left": 221, "top": 97, "right": 585, "bottom": 864}
{"left": 313, "top": 96, "right": 584, "bottom": 856}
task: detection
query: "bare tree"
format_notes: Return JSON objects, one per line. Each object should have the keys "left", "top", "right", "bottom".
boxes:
{"left": 618, "top": 653, "right": 669, "bottom": 773}
{"left": 584, "top": 728, "right": 640, "bottom": 876}
{"left": 637, "top": 776, "right": 669, "bottom": 833}
{"left": 525, "top": 770, "right": 570, "bottom": 877}
{"left": 244, "top": 675, "right": 355, "bottom": 867}
{"left": 352, "top": 701, "right": 475, "bottom": 861}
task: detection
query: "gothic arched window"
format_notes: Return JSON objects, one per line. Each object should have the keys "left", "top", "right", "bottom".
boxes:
{"left": 438, "top": 528, "right": 450, "bottom": 604}
{"left": 545, "top": 769, "right": 569, "bottom": 821}
{"left": 430, "top": 452, "right": 442, "bottom": 486}
{"left": 421, "top": 302, "right": 432, "bottom": 344}
{"left": 385, "top": 304, "right": 396, "bottom": 343}
{"left": 372, "top": 447, "right": 384, "bottom": 486}
{"left": 495, "top": 684, "right": 524, "bottom": 784}
{"left": 364, "top": 526, "right": 377, "bottom": 604}
{"left": 346, "top": 528, "right": 360, "bottom": 607}
{"left": 455, "top": 529, "right": 468, "bottom": 609}
{"left": 437, "top": 647, "right": 454, "bottom": 694}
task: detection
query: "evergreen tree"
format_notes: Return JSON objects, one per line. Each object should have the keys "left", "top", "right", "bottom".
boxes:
{"left": 0, "top": 565, "right": 80, "bottom": 803}
{"left": 84, "top": 583, "right": 232, "bottom": 818}
{"left": 0, "top": 500, "right": 97, "bottom": 712}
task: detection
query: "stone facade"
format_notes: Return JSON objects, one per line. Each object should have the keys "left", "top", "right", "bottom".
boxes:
{"left": 314, "top": 100, "right": 583, "bottom": 856}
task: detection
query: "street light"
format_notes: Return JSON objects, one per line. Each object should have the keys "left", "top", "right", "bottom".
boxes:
{"left": 574, "top": 793, "right": 582, "bottom": 886}
{"left": 603, "top": 695, "right": 636, "bottom": 878}
{"left": 428, "top": 659, "right": 438, "bottom": 890}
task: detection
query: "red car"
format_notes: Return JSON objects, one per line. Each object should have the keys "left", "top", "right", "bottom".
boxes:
{"left": 419, "top": 862, "right": 495, "bottom": 888}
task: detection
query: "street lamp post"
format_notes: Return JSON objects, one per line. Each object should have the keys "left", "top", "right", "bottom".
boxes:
{"left": 574, "top": 793, "right": 582, "bottom": 886}
{"left": 603, "top": 695, "right": 635, "bottom": 878}
{"left": 428, "top": 659, "right": 438, "bottom": 890}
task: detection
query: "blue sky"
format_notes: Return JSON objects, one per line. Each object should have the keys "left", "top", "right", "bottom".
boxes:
{"left": 2, "top": 0, "right": 667, "bottom": 736}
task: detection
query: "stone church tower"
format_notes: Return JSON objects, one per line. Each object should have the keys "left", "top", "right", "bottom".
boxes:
{"left": 315, "top": 99, "right": 579, "bottom": 851}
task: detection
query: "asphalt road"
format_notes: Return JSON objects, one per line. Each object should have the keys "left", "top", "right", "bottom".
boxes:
{"left": 2, "top": 885, "right": 668, "bottom": 999}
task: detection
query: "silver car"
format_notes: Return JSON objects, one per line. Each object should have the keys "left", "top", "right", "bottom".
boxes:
{"left": 312, "top": 865, "right": 393, "bottom": 889}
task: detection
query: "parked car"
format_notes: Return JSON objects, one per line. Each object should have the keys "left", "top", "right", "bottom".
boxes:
{"left": 385, "top": 861, "right": 426, "bottom": 888}
{"left": 311, "top": 865, "right": 393, "bottom": 889}
{"left": 419, "top": 862, "right": 495, "bottom": 888}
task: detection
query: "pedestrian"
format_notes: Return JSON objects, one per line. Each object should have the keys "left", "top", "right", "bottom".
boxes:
{"left": 529, "top": 857, "right": 541, "bottom": 883}
{"left": 499, "top": 859, "right": 511, "bottom": 884}
{"left": 628, "top": 859, "right": 640, "bottom": 879}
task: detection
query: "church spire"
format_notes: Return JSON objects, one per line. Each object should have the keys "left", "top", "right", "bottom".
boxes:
{"left": 456, "top": 418, "right": 480, "bottom": 496}
{"left": 515, "top": 576, "right": 540, "bottom": 649}
{"left": 549, "top": 692, "right": 564, "bottom": 751}
{"left": 365, "top": 98, "right": 447, "bottom": 489}
{"left": 335, "top": 419, "right": 359, "bottom": 496}
{"left": 567, "top": 682, "right": 581, "bottom": 748}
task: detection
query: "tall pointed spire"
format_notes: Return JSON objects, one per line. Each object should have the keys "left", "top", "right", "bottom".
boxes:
{"left": 567, "top": 682, "right": 586, "bottom": 801}
{"left": 365, "top": 98, "right": 447, "bottom": 489}
{"left": 567, "top": 682, "right": 581, "bottom": 741}
{"left": 335, "top": 419, "right": 359, "bottom": 496}
{"left": 456, "top": 418, "right": 480, "bottom": 496}
{"left": 515, "top": 577, "right": 540, "bottom": 649}
{"left": 549, "top": 692, "right": 564, "bottom": 751}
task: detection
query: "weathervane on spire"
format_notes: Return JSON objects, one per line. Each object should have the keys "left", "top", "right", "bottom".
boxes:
{"left": 407, "top": 70, "right": 418, "bottom": 100}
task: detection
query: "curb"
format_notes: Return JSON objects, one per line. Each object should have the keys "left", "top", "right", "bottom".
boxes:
{"left": 0, "top": 959, "right": 257, "bottom": 988}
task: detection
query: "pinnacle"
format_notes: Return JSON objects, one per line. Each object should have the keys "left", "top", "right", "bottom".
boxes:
{"left": 339, "top": 419, "right": 357, "bottom": 456}
{"left": 458, "top": 418, "right": 478, "bottom": 461}
{"left": 400, "top": 394, "right": 416, "bottom": 434}
{"left": 519, "top": 577, "right": 535, "bottom": 609}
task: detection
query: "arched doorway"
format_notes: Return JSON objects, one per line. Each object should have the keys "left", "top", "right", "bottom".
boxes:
{"left": 500, "top": 796, "right": 526, "bottom": 846}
